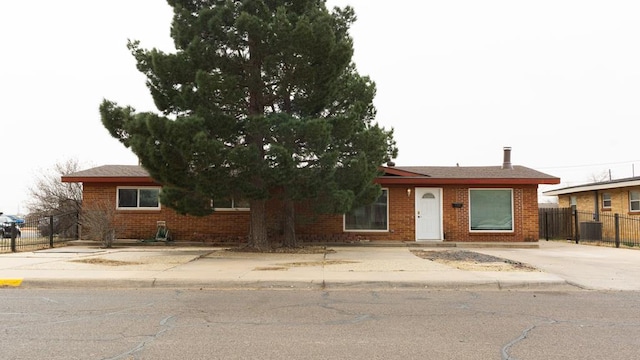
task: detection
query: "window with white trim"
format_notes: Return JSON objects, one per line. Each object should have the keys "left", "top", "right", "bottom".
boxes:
{"left": 602, "top": 193, "right": 612, "bottom": 209}
{"left": 630, "top": 191, "right": 640, "bottom": 212}
{"left": 117, "top": 187, "right": 161, "bottom": 210}
{"left": 344, "top": 189, "right": 388, "bottom": 231}
{"left": 212, "top": 197, "right": 250, "bottom": 211}
{"left": 469, "top": 189, "right": 513, "bottom": 231}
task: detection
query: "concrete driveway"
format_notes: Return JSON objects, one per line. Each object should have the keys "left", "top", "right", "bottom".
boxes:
{"left": 471, "top": 240, "right": 640, "bottom": 291}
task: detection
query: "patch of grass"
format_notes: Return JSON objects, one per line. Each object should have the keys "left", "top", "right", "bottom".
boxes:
{"left": 254, "top": 266, "right": 288, "bottom": 271}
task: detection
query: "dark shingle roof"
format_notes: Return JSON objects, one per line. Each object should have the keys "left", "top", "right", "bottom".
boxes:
{"left": 61, "top": 165, "right": 156, "bottom": 184}
{"left": 62, "top": 164, "right": 560, "bottom": 186}
{"left": 389, "top": 165, "right": 558, "bottom": 180}
{"left": 65, "top": 165, "right": 150, "bottom": 178}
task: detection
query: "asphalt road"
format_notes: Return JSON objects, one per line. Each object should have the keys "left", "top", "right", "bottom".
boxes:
{"left": 1, "top": 288, "right": 639, "bottom": 360}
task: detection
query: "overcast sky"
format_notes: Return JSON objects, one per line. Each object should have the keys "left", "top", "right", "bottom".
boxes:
{"left": 2, "top": 1, "right": 639, "bottom": 215}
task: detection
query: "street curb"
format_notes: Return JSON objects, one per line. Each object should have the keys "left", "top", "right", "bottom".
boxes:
{"left": 15, "top": 278, "right": 577, "bottom": 291}
{"left": 0, "top": 278, "right": 23, "bottom": 287}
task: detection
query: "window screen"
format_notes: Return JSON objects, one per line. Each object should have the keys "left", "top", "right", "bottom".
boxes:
{"left": 469, "top": 189, "right": 513, "bottom": 231}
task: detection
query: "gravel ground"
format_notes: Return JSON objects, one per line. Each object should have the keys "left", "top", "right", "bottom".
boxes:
{"left": 410, "top": 249, "right": 540, "bottom": 272}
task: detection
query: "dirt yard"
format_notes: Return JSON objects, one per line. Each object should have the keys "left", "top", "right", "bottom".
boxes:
{"left": 69, "top": 247, "right": 539, "bottom": 273}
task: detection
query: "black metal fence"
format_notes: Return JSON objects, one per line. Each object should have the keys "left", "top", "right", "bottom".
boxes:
{"left": 539, "top": 208, "right": 640, "bottom": 248}
{"left": 0, "top": 212, "right": 79, "bottom": 253}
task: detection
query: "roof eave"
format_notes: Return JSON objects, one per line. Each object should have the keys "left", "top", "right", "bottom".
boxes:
{"left": 61, "top": 176, "right": 159, "bottom": 184}
{"left": 380, "top": 167, "right": 428, "bottom": 177}
{"left": 376, "top": 177, "right": 560, "bottom": 185}
{"left": 544, "top": 179, "right": 640, "bottom": 196}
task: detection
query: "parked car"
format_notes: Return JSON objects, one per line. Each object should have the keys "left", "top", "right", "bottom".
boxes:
{"left": 0, "top": 214, "right": 21, "bottom": 238}
{"left": 5, "top": 215, "right": 25, "bottom": 227}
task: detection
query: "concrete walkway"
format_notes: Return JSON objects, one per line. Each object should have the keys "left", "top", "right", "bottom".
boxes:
{"left": 0, "top": 240, "right": 638, "bottom": 291}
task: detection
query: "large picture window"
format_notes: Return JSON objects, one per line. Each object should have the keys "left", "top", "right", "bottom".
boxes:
{"left": 344, "top": 189, "right": 388, "bottom": 231}
{"left": 469, "top": 189, "right": 513, "bottom": 231}
{"left": 117, "top": 187, "right": 161, "bottom": 210}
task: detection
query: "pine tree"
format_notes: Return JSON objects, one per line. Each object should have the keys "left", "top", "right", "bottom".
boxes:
{"left": 100, "top": 0, "right": 397, "bottom": 250}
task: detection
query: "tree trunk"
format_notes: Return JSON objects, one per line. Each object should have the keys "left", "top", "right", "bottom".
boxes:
{"left": 245, "top": 32, "right": 269, "bottom": 251}
{"left": 248, "top": 199, "right": 269, "bottom": 251}
{"left": 282, "top": 199, "right": 297, "bottom": 248}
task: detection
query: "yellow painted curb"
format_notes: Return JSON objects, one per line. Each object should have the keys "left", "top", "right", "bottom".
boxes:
{"left": 0, "top": 279, "right": 23, "bottom": 287}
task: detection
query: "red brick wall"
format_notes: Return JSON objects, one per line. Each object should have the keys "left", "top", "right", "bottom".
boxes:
{"left": 81, "top": 183, "right": 540, "bottom": 243}
{"left": 442, "top": 186, "right": 468, "bottom": 241}
{"left": 83, "top": 183, "right": 250, "bottom": 243}
{"left": 289, "top": 187, "right": 416, "bottom": 243}
{"left": 439, "top": 185, "right": 539, "bottom": 242}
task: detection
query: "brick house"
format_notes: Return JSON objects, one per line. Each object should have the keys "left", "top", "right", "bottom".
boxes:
{"left": 543, "top": 177, "right": 640, "bottom": 216}
{"left": 62, "top": 147, "right": 559, "bottom": 244}
{"left": 542, "top": 177, "right": 640, "bottom": 242}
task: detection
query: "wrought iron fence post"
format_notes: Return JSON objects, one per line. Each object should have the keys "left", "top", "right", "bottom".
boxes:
{"left": 10, "top": 222, "right": 17, "bottom": 252}
{"left": 573, "top": 209, "right": 580, "bottom": 244}
{"left": 614, "top": 213, "right": 620, "bottom": 248}
{"left": 75, "top": 211, "right": 80, "bottom": 241}
{"left": 48, "top": 215, "right": 54, "bottom": 247}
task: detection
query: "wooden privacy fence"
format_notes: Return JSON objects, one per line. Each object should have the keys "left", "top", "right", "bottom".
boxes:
{"left": 539, "top": 208, "right": 573, "bottom": 241}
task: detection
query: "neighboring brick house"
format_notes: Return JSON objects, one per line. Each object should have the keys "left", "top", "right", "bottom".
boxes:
{"left": 542, "top": 177, "right": 640, "bottom": 242}
{"left": 543, "top": 177, "right": 640, "bottom": 216}
{"left": 62, "top": 147, "right": 559, "bottom": 244}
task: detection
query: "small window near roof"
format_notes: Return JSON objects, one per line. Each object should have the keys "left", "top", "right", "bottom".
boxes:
{"left": 117, "top": 187, "right": 161, "bottom": 210}
{"left": 630, "top": 191, "right": 640, "bottom": 212}
{"left": 213, "top": 197, "right": 250, "bottom": 210}
{"left": 602, "top": 193, "right": 611, "bottom": 209}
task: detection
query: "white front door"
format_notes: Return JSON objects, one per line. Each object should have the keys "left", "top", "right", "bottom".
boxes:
{"left": 415, "top": 188, "right": 442, "bottom": 240}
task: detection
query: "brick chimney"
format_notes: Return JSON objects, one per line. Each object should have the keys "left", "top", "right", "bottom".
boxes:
{"left": 502, "top": 146, "right": 513, "bottom": 169}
